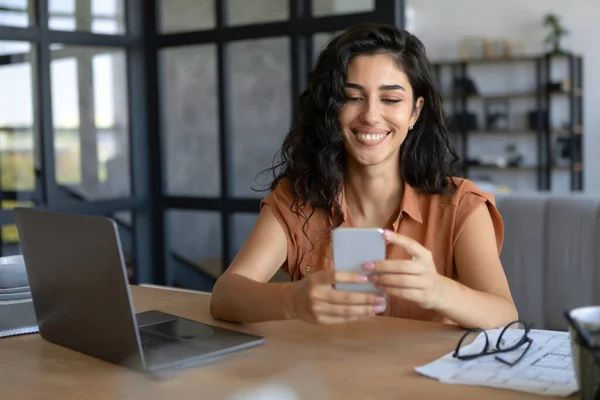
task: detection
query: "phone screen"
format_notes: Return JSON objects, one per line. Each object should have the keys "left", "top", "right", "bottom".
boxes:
{"left": 332, "top": 228, "right": 386, "bottom": 294}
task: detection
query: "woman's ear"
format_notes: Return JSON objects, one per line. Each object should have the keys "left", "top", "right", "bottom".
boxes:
{"left": 411, "top": 96, "right": 425, "bottom": 127}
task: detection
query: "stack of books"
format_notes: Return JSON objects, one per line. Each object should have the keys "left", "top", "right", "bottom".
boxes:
{"left": 0, "top": 255, "right": 38, "bottom": 338}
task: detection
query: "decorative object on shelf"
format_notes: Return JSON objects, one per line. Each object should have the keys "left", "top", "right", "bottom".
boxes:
{"left": 450, "top": 112, "right": 478, "bottom": 132}
{"left": 460, "top": 37, "right": 516, "bottom": 59}
{"left": 466, "top": 156, "right": 508, "bottom": 169}
{"left": 554, "top": 136, "right": 581, "bottom": 167}
{"left": 483, "top": 39, "right": 509, "bottom": 58}
{"left": 505, "top": 144, "right": 524, "bottom": 167}
{"left": 506, "top": 40, "right": 525, "bottom": 57}
{"left": 459, "top": 37, "right": 486, "bottom": 59}
{"left": 484, "top": 99, "right": 510, "bottom": 131}
{"left": 547, "top": 80, "right": 571, "bottom": 93}
{"left": 453, "top": 76, "right": 478, "bottom": 97}
{"left": 465, "top": 145, "right": 524, "bottom": 169}
{"left": 554, "top": 136, "right": 571, "bottom": 167}
{"left": 543, "top": 13, "right": 570, "bottom": 55}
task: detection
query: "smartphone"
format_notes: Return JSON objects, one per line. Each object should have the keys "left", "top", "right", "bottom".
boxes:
{"left": 332, "top": 227, "right": 386, "bottom": 294}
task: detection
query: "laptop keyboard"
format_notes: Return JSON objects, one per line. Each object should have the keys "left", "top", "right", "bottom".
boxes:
{"left": 140, "top": 331, "right": 178, "bottom": 351}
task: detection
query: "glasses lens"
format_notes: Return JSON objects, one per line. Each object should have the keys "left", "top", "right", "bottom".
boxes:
{"left": 457, "top": 330, "right": 487, "bottom": 358}
{"left": 498, "top": 321, "right": 527, "bottom": 350}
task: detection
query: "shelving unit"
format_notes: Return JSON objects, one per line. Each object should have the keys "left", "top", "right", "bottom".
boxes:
{"left": 432, "top": 53, "right": 584, "bottom": 191}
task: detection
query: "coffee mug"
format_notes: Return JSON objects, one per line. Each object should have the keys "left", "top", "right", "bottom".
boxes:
{"left": 565, "top": 306, "right": 600, "bottom": 400}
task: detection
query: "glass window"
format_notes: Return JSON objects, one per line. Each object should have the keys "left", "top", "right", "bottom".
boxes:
{"left": 229, "top": 37, "right": 291, "bottom": 198}
{"left": 227, "top": 0, "right": 288, "bottom": 26}
{"left": 312, "top": 0, "right": 374, "bottom": 16}
{"left": 0, "top": 41, "right": 37, "bottom": 197}
{"left": 161, "top": 44, "right": 219, "bottom": 197}
{"left": 48, "top": 0, "right": 125, "bottom": 35}
{"left": 167, "top": 210, "right": 222, "bottom": 280}
{"left": 313, "top": 31, "right": 340, "bottom": 62}
{"left": 0, "top": 40, "right": 36, "bottom": 257}
{"left": 0, "top": 0, "right": 34, "bottom": 28}
{"left": 158, "top": 0, "right": 215, "bottom": 33}
{"left": 50, "top": 45, "right": 130, "bottom": 200}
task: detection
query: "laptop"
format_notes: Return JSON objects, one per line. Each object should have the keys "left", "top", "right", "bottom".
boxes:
{"left": 13, "top": 207, "right": 265, "bottom": 374}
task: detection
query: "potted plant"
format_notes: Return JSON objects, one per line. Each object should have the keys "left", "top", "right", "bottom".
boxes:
{"left": 543, "top": 13, "right": 570, "bottom": 55}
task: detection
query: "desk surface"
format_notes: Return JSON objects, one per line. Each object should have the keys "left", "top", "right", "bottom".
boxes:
{"left": 0, "top": 285, "right": 577, "bottom": 400}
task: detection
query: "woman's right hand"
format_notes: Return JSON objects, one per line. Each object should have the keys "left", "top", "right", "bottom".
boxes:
{"left": 289, "top": 269, "right": 386, "bottom": 324}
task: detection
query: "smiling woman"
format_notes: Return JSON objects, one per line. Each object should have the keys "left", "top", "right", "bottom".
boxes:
{"left": 340, "top": 55, "right": 424, "bottom": 167}
{"left": 210, "top": 23, "right": 518, "bottom": 330}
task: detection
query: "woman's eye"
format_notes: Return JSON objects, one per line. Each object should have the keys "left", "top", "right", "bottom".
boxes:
{"left": 346, "top": 97, "right": 362, "bottom": 103}
{"left": 383, "top": 99, "right": 401, "bottom": 104}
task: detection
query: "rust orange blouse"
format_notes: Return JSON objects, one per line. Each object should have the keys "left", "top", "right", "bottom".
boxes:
{"left": 259, "top": 177, "right": 504, "bottom": 323}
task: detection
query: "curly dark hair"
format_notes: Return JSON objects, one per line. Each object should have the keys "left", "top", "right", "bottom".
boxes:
{"left": 261, "top": 22, "right": 459, "bottom": 234}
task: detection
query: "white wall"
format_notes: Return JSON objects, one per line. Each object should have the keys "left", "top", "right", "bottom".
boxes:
{"left": 406, "top": 0, "right": 600, "bottom": 192}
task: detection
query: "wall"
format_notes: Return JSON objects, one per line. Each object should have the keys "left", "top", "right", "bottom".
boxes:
{"left": 406, "top": 0, "right": 600, "bottom": 192}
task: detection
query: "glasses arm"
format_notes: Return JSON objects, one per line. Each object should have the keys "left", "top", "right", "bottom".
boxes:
{"left": 453, "top": 328, "right": 488, "bottom": 359}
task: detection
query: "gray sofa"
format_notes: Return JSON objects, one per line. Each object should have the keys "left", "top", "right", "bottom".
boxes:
{"left": 496, "top": 193, "right": 600, "bottom": 331}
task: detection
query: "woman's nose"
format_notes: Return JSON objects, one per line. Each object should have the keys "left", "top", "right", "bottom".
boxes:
{"left": 359, "top": 100, "right": 381, "bottom": 124}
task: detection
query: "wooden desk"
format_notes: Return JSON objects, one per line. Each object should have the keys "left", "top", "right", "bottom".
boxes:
{"left": 0, "top": 286, "right": 577, "bottom": 399}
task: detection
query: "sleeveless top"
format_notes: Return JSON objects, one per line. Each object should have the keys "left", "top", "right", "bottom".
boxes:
{"left": 259, "top": 177, "right": 504, "bottom": 324}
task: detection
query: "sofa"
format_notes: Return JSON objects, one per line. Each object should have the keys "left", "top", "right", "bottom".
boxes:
{"left": 495, "top": 193, "right": 600, "bottom": 331}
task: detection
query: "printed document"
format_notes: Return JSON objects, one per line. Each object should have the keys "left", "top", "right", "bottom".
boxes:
{"left": 415, "top": 329, "right": 578, "bottom": 397}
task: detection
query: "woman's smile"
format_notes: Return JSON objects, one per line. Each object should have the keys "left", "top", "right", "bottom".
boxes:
{"left": 351, "top": 128, "right": 392, "bottom": 147}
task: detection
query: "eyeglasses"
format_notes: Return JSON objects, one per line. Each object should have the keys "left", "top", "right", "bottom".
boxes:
{"left": 452, "top": 320, "right": 534, "bottom": 366}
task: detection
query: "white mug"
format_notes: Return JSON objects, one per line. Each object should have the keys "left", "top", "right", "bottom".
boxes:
{"left": 566, "top": 306, "right": 600, "bottom": 398}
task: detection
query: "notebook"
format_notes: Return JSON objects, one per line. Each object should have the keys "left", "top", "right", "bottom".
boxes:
{"left": 0, "top": 298, "right": 39, "bottom": 338}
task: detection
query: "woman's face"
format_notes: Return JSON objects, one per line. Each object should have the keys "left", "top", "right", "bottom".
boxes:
{"left": 338, "top": 53, "right": 424, "bottom": 168}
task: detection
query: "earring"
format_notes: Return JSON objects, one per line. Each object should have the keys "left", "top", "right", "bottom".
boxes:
{"left": 409, "top": 124, "right": 414, "bottom": 131}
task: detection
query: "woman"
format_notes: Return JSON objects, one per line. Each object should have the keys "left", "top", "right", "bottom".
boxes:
{"left": 210, "top": 23, "right": 518, "bottom": 330}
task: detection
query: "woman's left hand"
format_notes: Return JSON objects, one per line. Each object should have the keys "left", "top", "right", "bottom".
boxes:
{"left": 362, "top": 229, "right": 445, "bottom": 310}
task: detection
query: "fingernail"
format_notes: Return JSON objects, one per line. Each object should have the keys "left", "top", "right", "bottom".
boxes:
{"left": 368, "top": 274, "right": 378, "bottom": 282}
{"left": 374, "top": 296, "right": 386, "bottom": 304}
{"left": 362, "top": 262, "right": 375, "bottom": 271}
{"left": 357, "top": 275, "right": 368, "bottom": 282}
{"left": 373, "top": 305, "right": 386, "bottom": 313}
{"left": 383, "top": 229, "right": 394, "bottom": 238}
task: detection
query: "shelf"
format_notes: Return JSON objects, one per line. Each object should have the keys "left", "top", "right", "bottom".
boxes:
{"left": 443, "top": 91, "right": 574, "bottom": 102}
{"left": 443, "top": 92, "right": 535, "bottom": 101}
{"left": 431, "top": 55, "right": 538, "bottom": 66}
{"left": 431, "top": 53, "right": 582, "bottom": 67}
{"left": 439, "top": 53, "right": 584, "bottom": 190}
{"left": 463, "top": 128, "right": 581, "bottom": 135}
{"left": 466, "top": 130, "right": 536, "bottom": 135}
{"left": 476, "top": 92, "right": 537, "bottom": 100}
{"left": 467, "top": 165, "right": 538, "bottom": 171}
{"left": 467, "top": 164, "right": 573, "bottom": 171}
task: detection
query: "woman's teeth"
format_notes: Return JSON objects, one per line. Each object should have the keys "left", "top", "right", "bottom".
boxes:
{"left": 356, "top": 132, "right": 388, "bottom": 142}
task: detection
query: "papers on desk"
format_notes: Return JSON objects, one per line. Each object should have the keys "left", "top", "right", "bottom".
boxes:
{"left": 0, "top": 298, "right": 38, "bottom": 338}
{"left": 415, "top": 328, "right": 578, "bottom": 397}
